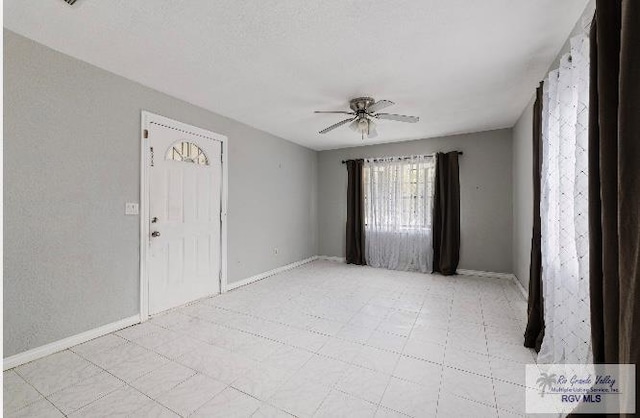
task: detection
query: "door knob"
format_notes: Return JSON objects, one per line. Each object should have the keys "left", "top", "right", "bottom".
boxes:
{"left": 151, "top": 231, "right": 161, "bottom": 237}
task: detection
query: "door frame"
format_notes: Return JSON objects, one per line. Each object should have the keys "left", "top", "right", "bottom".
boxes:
{"left": 139, "top": 111, "right": 229, "bottom": 322}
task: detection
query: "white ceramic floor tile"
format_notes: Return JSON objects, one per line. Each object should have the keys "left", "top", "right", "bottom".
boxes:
{"left": 4, "top": 370, "right": 43, "bottom": 414}
{"left": 441, "top": 367, "right": 496, "bottom": 407}
{"left": 336, "top": 323, "right": 375, "bottom": 344}
{"left": 287, "top": 330, "right": 331, "bottom": 352}
{"left": 150, "top": 311, "right": 199, "bottom": 330}
{"left": 443, "top": 346, "right": 492, "bottom": 378}
{"left": 4, "top": 261, "right": 530, "bottom": 417}
{"left": 15, "top": 350, "right": 102, "bottom": 396}
{"left": 297, "top": 354, "right": 349, "bottom": 387}
{"left": 392, "top": 356, "right": 442, "bottom": 386}
{"left": 403, "top": 338, "right": 446, "bottom": 364}
{"left": 5, "top": 399, "right": 63, "bottom": 418}
{"left": 68, "top": 386, "right": 151, "bottom": 418}
{"left": 115, "top": 322, "right": 166, "bottom": 341}
{"left": 317, "top": 338, "right": 363, "bottom": 363}
{"left": 70, "top": 334, "right": 128, "bottom": 359}
{"left": 314, "top": 390, "right": 377, "bottom": 418}
{"left": 155, "top": 373, "right": 227, "bottom": 416}
{"left": 366, "top": 330, "right": 407, "bottom": 353}
{"left": 192, "top": 387, "right": 261, "bottom": 417}
{"left": 106, "top": 349, "right": 169, "bottom": 383}
{"left": 335, "top": 364, "right": 391, "bottom": 404}
{"left": 235, "top": 337, "right": 285, "bottom": 362}
{"left": 359, "top": 304, "right": 393, "bottom": 319}
{"left": 349, "top": 312, "right": 384, "bottom": 329}
{"left": 150, "top": 335, "right": 208, "bottom": 360}
{"left": 131, "top": 401, "right": 180, "bottom": 417}
{"left": 306, "top": 317, "right": 344, "bottom": 336}
{"left": 132, "top": 326, "right": 182, "bottom": 350}
{"left": 232, "top": 363, "right": 293, "bottom": 400}
{"left": 80, "top": 341, "right": 149, "bottom": 370}
{"left": 437, "top": 392, "right": 499, "bottom": 418}
{"left": 496, "top": 409, "right": 526, "bottom": 418}
{"left": 252, "top": 402, "right": 295, "bottom": 417}
{"left": 380, "top": 377, "right": 439, "bottom": 417}
{"left": 487, "top": 342, "right": 536, "bottom": 364}
{"left": 374, "top": 406, "right": 412, "bottom": 417}
{"left": 269, "top": 375, "right": 331, "bottom": 418}
{"left": 46, "top": 371, "right": 124, "bottom": 414}
{"left": 262, "top": 345, "right": 315, "bottom": 371}
{"left": 489, "top": 357, "right": 529, "bottom": 387}
{"left": 409, "top": 324, "right": 449, "bottom": 345}
{"left": 352, "top": 346, "right": 401, "bottom": 375}
{"left": 493, "top": 380, "right": 526, "bottom": 414}
{"left": 130, "top": 360, "right": 196, "bottom": 398}
{"left": 446, "top": 332, "right": 488, "bottom": 355}
{"left": 178, "top": 345, "right": 257, "bottom": 384}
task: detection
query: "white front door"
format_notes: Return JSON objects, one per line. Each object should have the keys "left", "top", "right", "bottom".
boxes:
{"left": 147, "top": 121, "right": 222, "bottom": 315}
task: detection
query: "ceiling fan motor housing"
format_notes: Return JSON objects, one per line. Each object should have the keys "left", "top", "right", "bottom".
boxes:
{"left": 350, "top": 97, "right": 376, "bottom": 112}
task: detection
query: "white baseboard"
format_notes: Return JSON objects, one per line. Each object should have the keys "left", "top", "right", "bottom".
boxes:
{"left": 3, "top": 315, "right": 140, "bottom": 371}
{"left": 457, "top": 269, "right": 515, "bottom": 281}
{"left": 316, "top": 256, "right": 346, "bottom": 263}
{"left": 512, "top": 274, "right": 529, "bottom": 300}
{"left": 457, "top": 269, "right": 527, "bottom": 301}
{"left": 226, "top": 256, "right": 319, "bottom": 291}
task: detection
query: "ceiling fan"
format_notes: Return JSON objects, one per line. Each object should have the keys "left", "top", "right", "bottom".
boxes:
{"left": 315, "top": 97, "right": 419, "bottom": 139}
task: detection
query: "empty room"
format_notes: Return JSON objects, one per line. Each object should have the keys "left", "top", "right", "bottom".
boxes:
{"left": 3, "top": 0, "right": 639, "bottom": 417}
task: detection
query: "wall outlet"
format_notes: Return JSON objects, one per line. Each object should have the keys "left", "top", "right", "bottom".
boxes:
{"left": 125, "top": 202, "right": 139, "bottom": 215}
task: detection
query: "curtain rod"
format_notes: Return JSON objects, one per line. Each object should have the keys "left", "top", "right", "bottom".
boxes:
{"left": 341, "top": 152, "right": 463, "bottom": 164}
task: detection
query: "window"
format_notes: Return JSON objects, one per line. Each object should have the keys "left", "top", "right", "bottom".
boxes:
{"left": 166, "top": 141, "right": 209, "bottom": 165}
{"left": 363, "top": 155, "right": 435, "bottom": 273}
{"left": 363, "top": 157, "right": 435, "bottom": 230}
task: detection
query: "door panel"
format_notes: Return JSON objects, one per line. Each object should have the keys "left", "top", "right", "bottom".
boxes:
{"left": 148, "top": 122, "right": 222, "bottom": 315}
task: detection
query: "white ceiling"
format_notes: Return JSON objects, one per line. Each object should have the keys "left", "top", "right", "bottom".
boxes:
{"left": 5, "top": 0, "right": 588, "bottom": 150}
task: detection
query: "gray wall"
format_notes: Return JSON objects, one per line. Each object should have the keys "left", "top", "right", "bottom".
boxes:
{"left": 511, "top": 1, "right": 593, "bottom": 290}
{"left": 4, "top": 30, "right": 317, "bottom": 357}
{"left": 512, "top": 97, "right": 535, "bottom": 289}
{"left": 317, "top": 129, "right": 513, "bottom": 273}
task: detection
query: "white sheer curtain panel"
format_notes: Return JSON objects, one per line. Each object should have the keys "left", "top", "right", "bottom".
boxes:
{"left": 364, "top": 155, "right": 435, "bottom": 273}
{"left": 539, "top": 33, "right": 592, "bottom": 364}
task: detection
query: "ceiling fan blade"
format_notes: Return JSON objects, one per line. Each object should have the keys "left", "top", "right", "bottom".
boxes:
{"left": 366, "top": 100, "right": 394, "bottom": 113}
{"left": 319, "top": 117, "right": 356, "bottom": 134}
{"left": 375, "top": 113, "right": 419, "bottom": 123}
{"left": 314, "top": 111, "right": 356, "bottom": 115}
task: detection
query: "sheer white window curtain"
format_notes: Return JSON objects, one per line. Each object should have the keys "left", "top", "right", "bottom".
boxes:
{"left": 539, "top": 33, "right": 592, "bottom": 364}
{"left": 363, "top": 156, "right": 435, "bottom": 273}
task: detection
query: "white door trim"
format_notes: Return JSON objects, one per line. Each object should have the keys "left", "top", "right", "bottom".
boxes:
{"left": 140, "top": 111, "right": 228, "bottom": 322}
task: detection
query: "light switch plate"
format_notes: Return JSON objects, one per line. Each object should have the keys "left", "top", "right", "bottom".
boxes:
{"left": 125, "top": 202, "right": 139, "bottom": 215}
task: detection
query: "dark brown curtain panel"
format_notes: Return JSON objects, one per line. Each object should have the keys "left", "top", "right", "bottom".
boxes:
{"left": 588, "top": 2, "right": 640, "bottom": 414}
{"left": 345, "top": 159, "right": 366, "bottom": 265}
{"left": 432, "top": 152, "right": 460, "bottom": 275}
{"left": 524, "top": 82, "right": 545, "bottom": 352}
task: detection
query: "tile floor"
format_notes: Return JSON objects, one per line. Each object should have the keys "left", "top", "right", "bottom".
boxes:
{"left": 4, "top": 260, "right": 537, "bottom": 417}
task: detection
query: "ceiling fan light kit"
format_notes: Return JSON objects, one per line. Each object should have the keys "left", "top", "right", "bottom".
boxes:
{"left": 315, "top": 97, "right": 419, "bottom": 140}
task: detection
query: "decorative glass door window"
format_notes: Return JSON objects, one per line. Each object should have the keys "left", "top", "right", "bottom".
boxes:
{"left": 166, "top": 141, "right": 209, "bottom": 165}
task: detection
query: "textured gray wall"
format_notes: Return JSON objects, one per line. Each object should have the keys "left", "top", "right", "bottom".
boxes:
{"left": 317, "top": 129, "right": 513, "bottom": 273}
{"left": 512, "top": 98, "right": 535, "bottom": 289}
{"left": 4, "top": 30, "right": 317, "bottom": 357}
